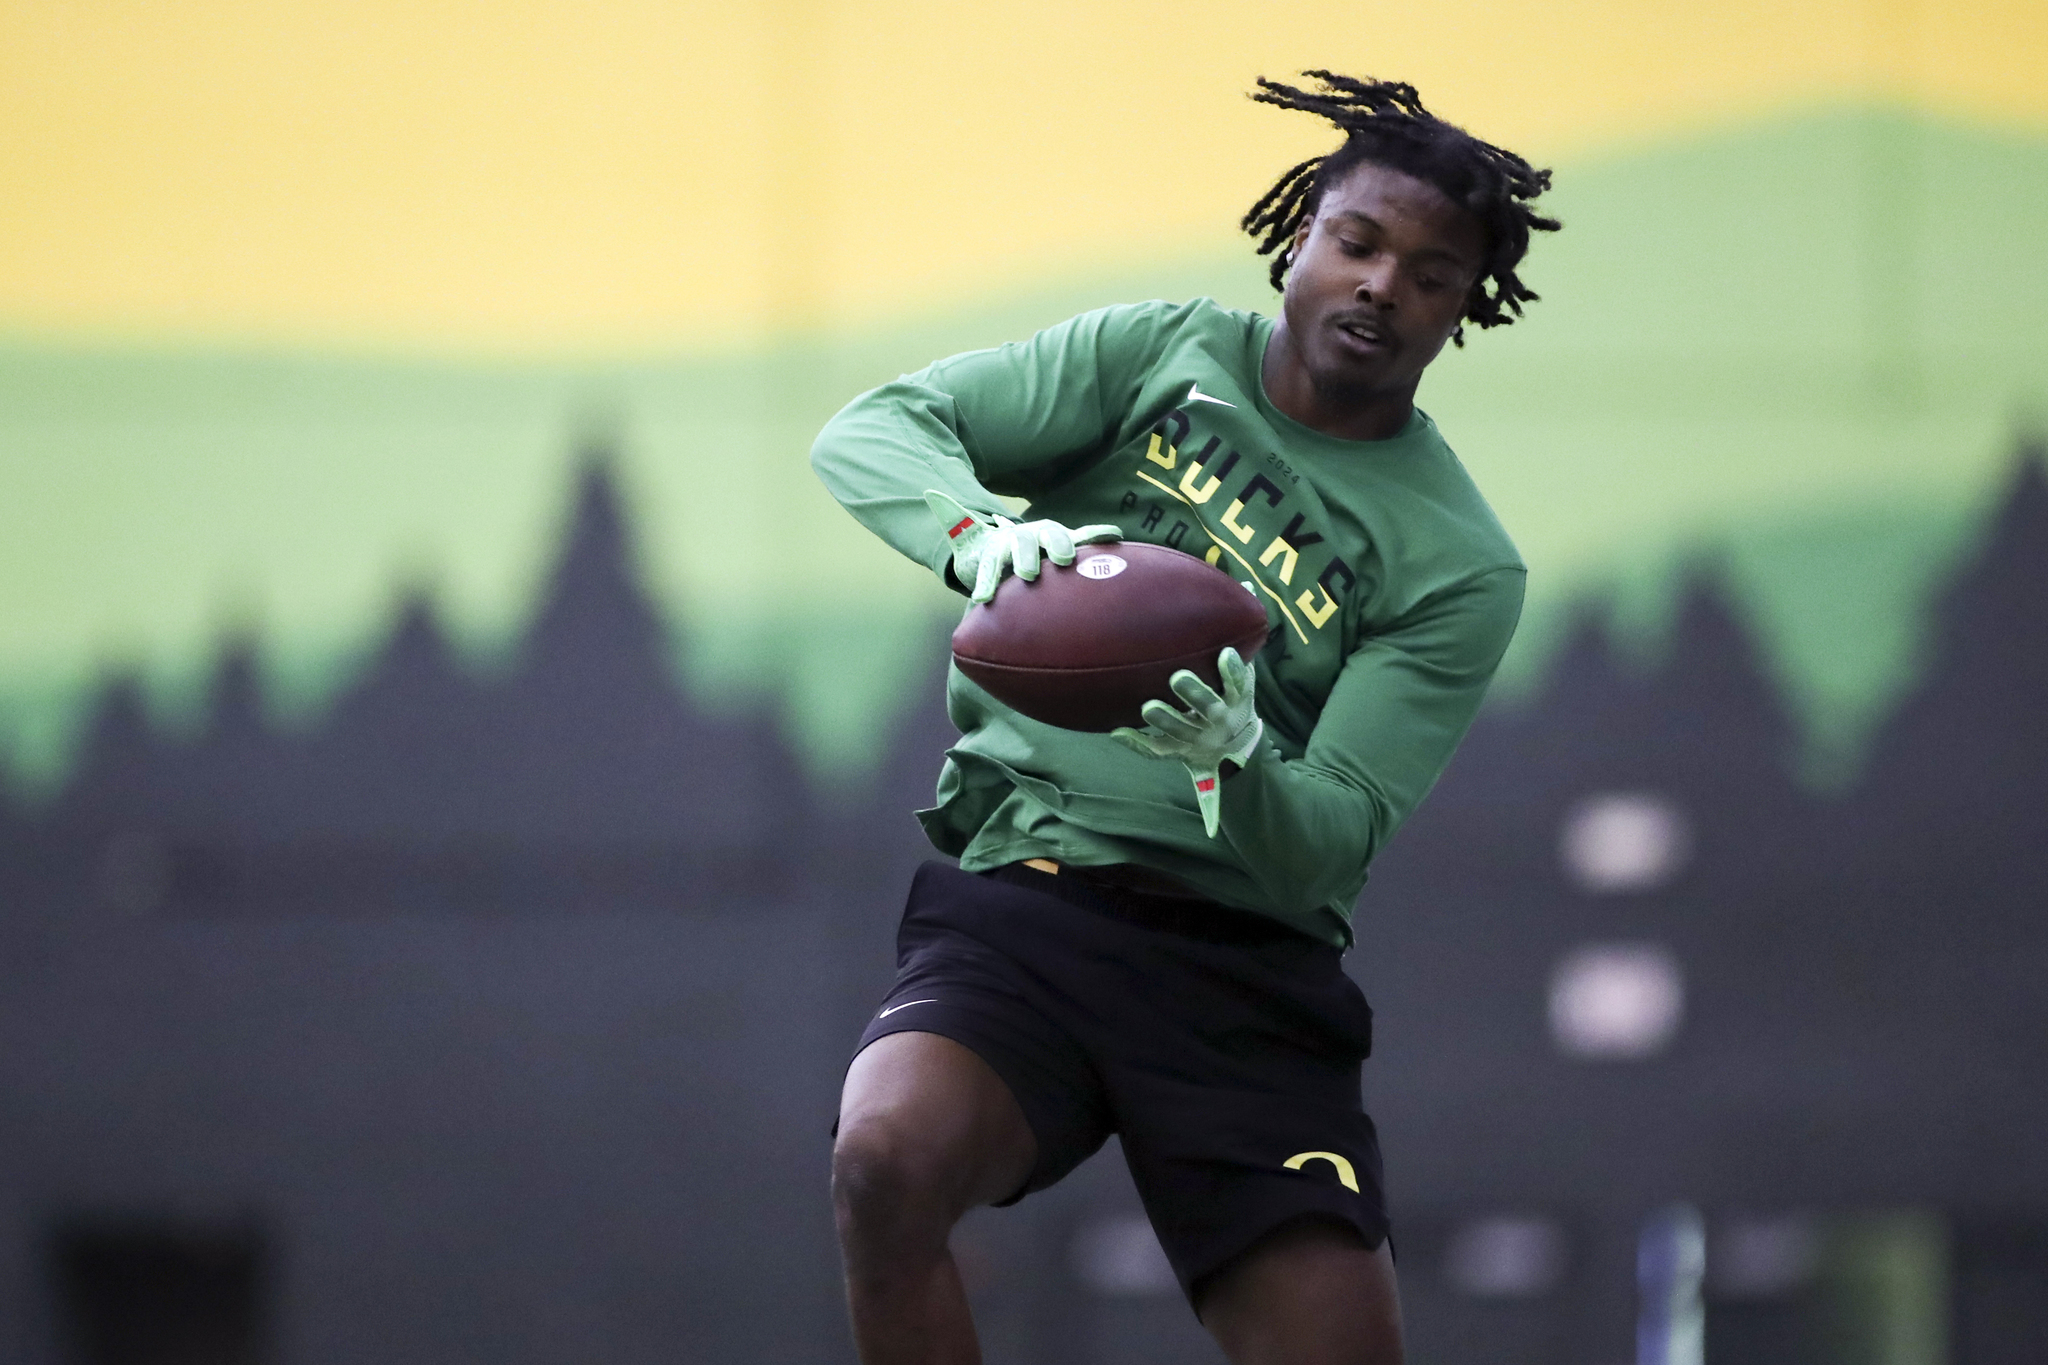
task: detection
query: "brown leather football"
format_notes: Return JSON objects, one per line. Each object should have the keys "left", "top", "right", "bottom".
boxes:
{"left": 951, "top": 543, "right": 1271, "bottom": 731}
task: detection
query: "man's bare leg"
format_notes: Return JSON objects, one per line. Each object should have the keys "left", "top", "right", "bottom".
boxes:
{"left": 833, "top": 1031, "right": 1038, "bottom": 1365}
{"left": 1198, "top": 1217, "right": 1404, "bottom": 1365}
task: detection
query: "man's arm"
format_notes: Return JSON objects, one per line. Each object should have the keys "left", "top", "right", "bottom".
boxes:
{"left": 810, "top": 303, "right": 1178, "bottom": 585}
{"left": 1216, "top": 566, "right": 1526, "bottom": 918}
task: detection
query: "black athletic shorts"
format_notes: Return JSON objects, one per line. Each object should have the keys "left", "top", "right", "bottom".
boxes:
{"left": 853, "top": 859, "right": 1387, "bottom": 1303}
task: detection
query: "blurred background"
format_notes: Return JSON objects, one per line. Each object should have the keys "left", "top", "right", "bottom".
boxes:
{"left": 2, "top": 0, "right": 2045, "bottom": 1361}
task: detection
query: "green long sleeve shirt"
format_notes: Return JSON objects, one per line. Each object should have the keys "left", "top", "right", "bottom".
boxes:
{"left": 812, "top": 298, "right": 1525, "bottom": 945}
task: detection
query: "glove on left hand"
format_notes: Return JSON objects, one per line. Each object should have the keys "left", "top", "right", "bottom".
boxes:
{"left": 1111, "top": 646, "right": 1264, "bottom": 838}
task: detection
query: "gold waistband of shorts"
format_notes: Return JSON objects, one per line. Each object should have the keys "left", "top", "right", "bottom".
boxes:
{"left": 1013, "top": 857, "right": 1214, "bottom": 904}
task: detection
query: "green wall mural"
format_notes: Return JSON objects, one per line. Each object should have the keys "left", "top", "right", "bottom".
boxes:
{"left": 3, "top": 107, "right": 2044, "bottom": 794}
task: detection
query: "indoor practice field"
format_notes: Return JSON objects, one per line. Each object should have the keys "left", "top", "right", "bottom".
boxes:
{"left": 1, "top": 1, "right": 2045, "bottom": 1363}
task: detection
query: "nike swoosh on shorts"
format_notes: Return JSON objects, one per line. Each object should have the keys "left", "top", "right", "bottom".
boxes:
{"left": 877, "top": 999, "right": 938, "bottom": 1018}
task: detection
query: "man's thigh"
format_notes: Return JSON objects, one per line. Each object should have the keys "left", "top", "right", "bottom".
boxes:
{"left": 835, "top": 1031, "right": 1038, "bottom": 1217}
{"left": 1197, "top": 1217, "right": 1403, "bottom": 1365}
{"left": 847, "top": 863, "right": 1118, "bottom": 1204}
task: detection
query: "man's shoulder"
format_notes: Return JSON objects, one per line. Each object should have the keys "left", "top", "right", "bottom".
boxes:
{"left": 1394, "top": 411, "right": 1526, "bottom": 573}
{"left": 920, "top": 298, "right": 1261, "bottom": 394}
{"left": 1059, "top": 297, "right": 1265, "bottom": 352}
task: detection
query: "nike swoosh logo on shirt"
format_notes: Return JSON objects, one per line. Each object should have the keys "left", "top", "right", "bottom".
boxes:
{"left": 877, "top": 999, "right": 938, "bottom": 1018}
{"left": 1187, "top": 382, "right": 1235, "bottom": 408}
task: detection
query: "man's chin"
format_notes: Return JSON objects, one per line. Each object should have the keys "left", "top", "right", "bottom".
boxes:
{"left": 1308, "top": 363, "right": 1401, "bottom": 404}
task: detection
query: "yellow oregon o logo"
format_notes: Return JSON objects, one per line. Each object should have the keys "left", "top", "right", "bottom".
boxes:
{"left": 1283, "top": 1150, "right": 1359, "bottom": 1193}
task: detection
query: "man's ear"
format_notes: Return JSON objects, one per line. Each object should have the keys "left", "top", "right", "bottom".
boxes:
{"left": 1288, "top": 221, "right": 1312, "bottom": 262}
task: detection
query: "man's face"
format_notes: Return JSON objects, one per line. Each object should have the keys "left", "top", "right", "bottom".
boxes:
{"left": 1279, "top": 161, "right": 1486, "bottom": 403}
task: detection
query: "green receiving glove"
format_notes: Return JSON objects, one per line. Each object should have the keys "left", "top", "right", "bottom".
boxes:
{"left": 924, "top": 489, "right": 1121, "bottom": 604}
{"left": 1112, "top": 647, "right": 1265, "bottom": 838}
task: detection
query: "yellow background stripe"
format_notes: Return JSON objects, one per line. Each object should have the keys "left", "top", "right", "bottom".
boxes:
{"left": 4, "top": 0, "right": 2044, "bottom": 350}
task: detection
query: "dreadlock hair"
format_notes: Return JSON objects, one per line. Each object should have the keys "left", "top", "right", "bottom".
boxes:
{"left": 1242, "top": 72, "right": 1560, "bottom": 345}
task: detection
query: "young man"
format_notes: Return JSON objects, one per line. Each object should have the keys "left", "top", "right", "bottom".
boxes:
{"left": 812, "top": 73, "right": 1558, "bottom": 1365}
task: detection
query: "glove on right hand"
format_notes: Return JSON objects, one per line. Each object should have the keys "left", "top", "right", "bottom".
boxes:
{"left": 923, "top": 489, "right": 1121, "bottom": 604}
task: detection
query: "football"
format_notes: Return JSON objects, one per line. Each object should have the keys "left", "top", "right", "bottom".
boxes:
{"left": 951, "top": 543, "right": 1271, "bottom": 731}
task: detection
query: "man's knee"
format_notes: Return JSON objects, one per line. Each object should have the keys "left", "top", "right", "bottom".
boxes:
{"left": 831, "top": 1116, "right": 970, "bottom": 1250}
{"left": 835, "top": 1032, "right": 1038, "bottom": 1236}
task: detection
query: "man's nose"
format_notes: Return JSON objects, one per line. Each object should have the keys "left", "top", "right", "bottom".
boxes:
{"left": 1355, "top": 259, "right": 1397, "bottom": 304}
